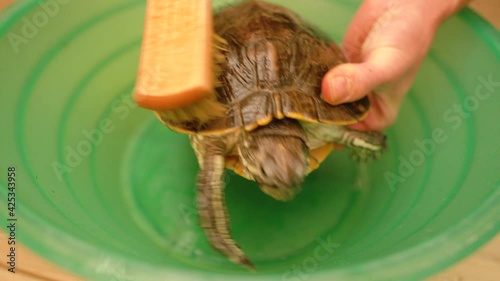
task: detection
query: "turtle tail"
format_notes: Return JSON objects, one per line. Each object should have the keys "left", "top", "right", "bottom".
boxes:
{"left": 196, "top": 138, "right": 255, "bottom": 270}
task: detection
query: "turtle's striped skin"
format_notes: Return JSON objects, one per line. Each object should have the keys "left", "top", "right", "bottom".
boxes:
{"left": 156, "top": 0, "right": 386, "bottom": 270}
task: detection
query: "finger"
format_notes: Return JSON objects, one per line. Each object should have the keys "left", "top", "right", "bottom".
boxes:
{"left": 348, "top": 93, "right": 397, "bottom": 132}
{"left": 348, "top": 66, "right": 420, "bottom": 131}
{"left": 341, "top": 0, "right": 388, "bottom": 62}
{"left": 322, "top": 45, "right": 413, "bottom": 105}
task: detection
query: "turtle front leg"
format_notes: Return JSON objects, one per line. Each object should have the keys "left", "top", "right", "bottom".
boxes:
{"left": 302, "top": 123, "right": 387, "bottom": 162}
{"left": 190, "top": 135, "right": 254, "bottom": 270}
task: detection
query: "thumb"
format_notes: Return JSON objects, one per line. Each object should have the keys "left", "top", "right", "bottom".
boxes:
{"left": 321, "top": 46, "right": 413, "bottom": 105}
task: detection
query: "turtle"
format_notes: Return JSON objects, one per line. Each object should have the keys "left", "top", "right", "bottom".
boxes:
{"left": 155, "top": 0, "right": 387, "bottom": 270}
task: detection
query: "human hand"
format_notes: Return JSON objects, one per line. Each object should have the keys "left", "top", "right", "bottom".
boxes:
{"left": 321, "top": 0, "right": 471, "bottom": 131}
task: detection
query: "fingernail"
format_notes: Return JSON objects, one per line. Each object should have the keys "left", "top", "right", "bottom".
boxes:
{"left": 328, "top": 76, "right": 351, "bottom": 103}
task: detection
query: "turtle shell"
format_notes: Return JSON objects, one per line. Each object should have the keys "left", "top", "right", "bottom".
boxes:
{"left": 163, "top": 0, "right": 369, "bottom": 135}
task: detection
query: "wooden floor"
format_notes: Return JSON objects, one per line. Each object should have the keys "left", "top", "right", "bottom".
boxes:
{"left": 0, "top": 0, "right": 498, "bottom": 280}
{"left": 1, "top": 231, "right": 499, "bottom": 281}
{"left": 427, "top": 235, "right": 500, "bottom": 281}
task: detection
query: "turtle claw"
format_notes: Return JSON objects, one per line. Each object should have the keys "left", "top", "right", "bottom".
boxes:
{"left": 346, "top": 130, "right": 387, "bottom": 162}
{"left": 349, "top": 147, "right": 384, "bottom": 162}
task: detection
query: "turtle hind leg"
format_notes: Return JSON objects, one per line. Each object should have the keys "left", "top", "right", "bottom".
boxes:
{"left": 338, "top": 129, "right": 387, "bottom": 162}
{"left": 194, "top": 135, "right": 255, "bottom": 270}
{"left": 302, "top": 122, "right": 386, "bottom": 162}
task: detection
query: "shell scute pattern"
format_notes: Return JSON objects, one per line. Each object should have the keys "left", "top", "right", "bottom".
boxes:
{"left": 165, "top": 0, "right": 370, "bottom": 134}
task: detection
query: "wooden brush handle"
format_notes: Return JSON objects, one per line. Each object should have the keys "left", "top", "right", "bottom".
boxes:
{"left": 134, "top": 0, "right": 214, "bottom": 111}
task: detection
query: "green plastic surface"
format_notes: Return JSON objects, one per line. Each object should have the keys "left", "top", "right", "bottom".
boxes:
{"left": 0, "top": 0, "right": 499, "bottom": 280}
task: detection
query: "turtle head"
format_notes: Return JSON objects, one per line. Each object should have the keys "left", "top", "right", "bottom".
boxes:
{"left": 238, "top": 119, "right": 309, "bottom": 201}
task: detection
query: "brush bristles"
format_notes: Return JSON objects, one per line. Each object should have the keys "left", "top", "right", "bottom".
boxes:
{"left": 156, "top": 95, "right": 227, "bottom": 123}
{"left": 156, "top": 33, "right": 229, "bottom": 124}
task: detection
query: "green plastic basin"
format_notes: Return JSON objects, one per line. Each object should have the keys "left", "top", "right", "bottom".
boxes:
{"left": 0, "top": 0, "right": 499, "bottom": 280}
